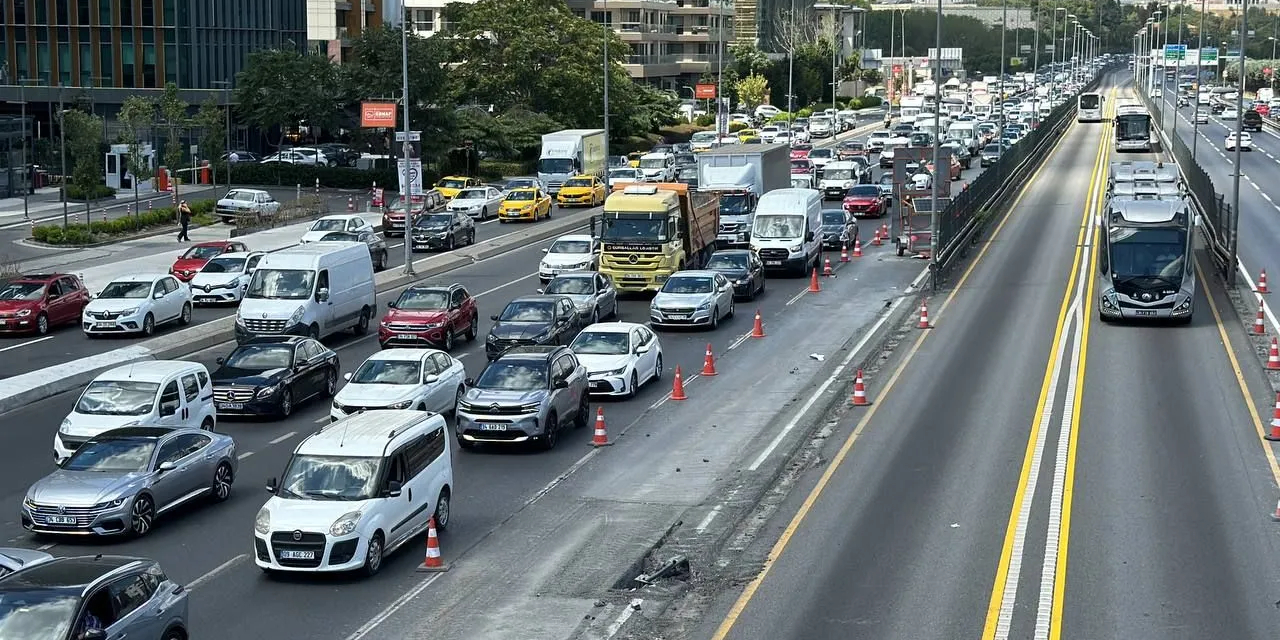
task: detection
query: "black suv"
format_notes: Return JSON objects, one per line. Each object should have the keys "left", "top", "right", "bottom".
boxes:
{"left": 315, "top": 143, "right": 360, "bottom": 167}
{"left": 456, "top": 345, "right": 591, "bottom": 450}
{"left": 1243, "top": 109, "right": 1265, "bottom": 132}
{"left": 486, "top": 295, "right": 585, "bottom": 359}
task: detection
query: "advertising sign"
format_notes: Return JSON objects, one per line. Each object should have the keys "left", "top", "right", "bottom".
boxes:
{"left": 360, "top": 102, "right": 397, "bottom": 128}
{"left": 397, "top": 159, "right": 424, "bottom": 197}
{"left": 694, "top": 84, "right": 717, "bottom": 99}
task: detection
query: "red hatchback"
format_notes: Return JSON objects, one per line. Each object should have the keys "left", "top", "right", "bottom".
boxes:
{"left": 379, "top": 283, "right": 480, "bottom": 351}
{"left": 790, "top": 144, "right": 813, "bottom": 160}
{"left": 791, "top": 159, "right": 815, "bottom": 175}
{"left": 0, "top": 273, "right": 91, "bottom": 335}
{"left": 170, "top": 240, "right": 249, "bottom": 282}
{"left": 843, "top": 184, "right": 888, "bottom": 218}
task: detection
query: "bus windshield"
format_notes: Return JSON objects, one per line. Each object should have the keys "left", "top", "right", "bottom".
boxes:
{"left": 1115, "top": 115, "right": 1150, "bottom": 141}
{"left": 1079, "top": 94, "right": 1101, "bottom": 110}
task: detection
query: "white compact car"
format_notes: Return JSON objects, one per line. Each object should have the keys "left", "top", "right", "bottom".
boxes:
{"left": 448, "top": 186, "right": 506, "bottom": 221}
{"left": 300, "top": 215, "right": 376, "bottom": 244}
{"left": 82, "top": 273, "right": 192, "bottom": 336}
{"left": 1226, "top": 132, "right": 1253, "bottom": 151}
{"left": 569, "top": 322, "right": 663, "bottom": 398}
{"left": 190, "top": 251, "right": 266, "bottom": 305}
{"left": 538, "top": 234, "right": 600, "bottom": 283}
{"left": 330, "top": 348, "right": 466, "bottom": 421}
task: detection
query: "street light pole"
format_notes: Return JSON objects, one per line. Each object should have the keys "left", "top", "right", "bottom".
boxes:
{"left": 716, "top": 0, "right": 724, "bottom": 138}
{"left": 211, "top": 79, "right": 231, "bottom": 192}
{"left": 787, "top": 0, "right": 795, "bottom": 125}
{"left": 999, "top": 0, "right": 1007, "bottom": 132}
{"left": 1193, "top": 0, "right": 1204, "bottom": 158}
{"left": 400, "top": 8, "right": 415, "bottom": 278}
{"left": 1032, "top": 0, "right": 1041, "bottom": 126}
{"left": 1229, "top": 0, "right": 1248, "bottom": 269}
{"left": 929, "top": 0, "right": 943, "bottom": 289}
{"left": 17, "top": 79, "right": 36, "bottom": 222}
{"left": 603, "top": 0, "right": 611, "bottom": 194}
{"left": 58, "top": 86, "right": 68, "bottom": 231}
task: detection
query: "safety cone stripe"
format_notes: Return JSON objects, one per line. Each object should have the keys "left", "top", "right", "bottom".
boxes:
{"left": 416, "top": 516, "right": 450, "bottom": 572}
{"left": 670, "top": 366, "right": 688, "bottom": 401}
{"left": 592, "top": 407, "right": 611, "bottom": 447}
{"left": 840, "top": 247, "right": 850, "bottom": 262}
{"left": 751, "top": 311, "right": 766, "bottom": 338}
{"left": 1271, "top": 498, "right": 1280, "bottom": 521}
{"left": 853, "top": 241, "right": 863, "bottom": 257}
{"left": 851, "top": 369, "right": 870, "bottom": 406}
{"left": 1267, "top": 393, "right": 1280, "bottom": 441}
{"left": 701, "top": 344, "right": 718, "bottom": 376}
{"left": 1255, "top": 308, "right": 1267, "bottom": 335}
{"left": 808, "top": 269, "right": 821, "bottom": 293}
{"left": 1260, "top": 270, "right": 1271, "bottom": 294}
{"left": 1268, "top": 338, "right": 1280, "bottom": 371}
{"left": 822, "top": 258, "right": 833, "bottom": 276}
{"left": 918, "top": 302, "right": 930, "bottom": 329}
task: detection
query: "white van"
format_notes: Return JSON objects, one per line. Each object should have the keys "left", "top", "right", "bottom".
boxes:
{"left": 56, "top": 361, "right": 216, "bottom": 463}
{"left": 947, "top": 122, "right": 980, "bottom": 153}
{"left": 637, "top": 152, "right": 676, "bottom": 181}
{"left": 750, "top": 188, "right": 823, "bottom": 276}
{"left": 254, "top": 410, "right": 454, "bottom": 576}
{"left": 235, "top": 242, "right": 376, "bottom": 343}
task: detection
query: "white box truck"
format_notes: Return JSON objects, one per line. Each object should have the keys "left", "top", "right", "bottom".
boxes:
{"left": 696, "top": 144, "right": 791, "bottom": 246}
{"left": 538, "top": 129, "right": 606, "bottom": 195}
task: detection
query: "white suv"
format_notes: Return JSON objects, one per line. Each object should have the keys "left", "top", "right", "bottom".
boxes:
{"left": 254, "top": 410, "right": 454, "bottom": 577}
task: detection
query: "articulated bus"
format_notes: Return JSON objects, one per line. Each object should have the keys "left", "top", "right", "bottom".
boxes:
{"left": 1077, "top": 92, "right": 1104, "bottom": 122}
{"left": 1113, "top": 100, "right": 1153, "bottom": 152}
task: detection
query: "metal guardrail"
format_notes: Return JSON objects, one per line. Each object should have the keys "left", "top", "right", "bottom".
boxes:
{"left": 227, "top": 194, "right": 332, "bottom": 237}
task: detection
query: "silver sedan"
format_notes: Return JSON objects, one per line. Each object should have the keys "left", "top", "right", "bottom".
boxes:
{"left": 539, "top": 272, "right": 618, "bottom": 324}
{"left": 649, "top": 270, "right": 736, "bottom": 330}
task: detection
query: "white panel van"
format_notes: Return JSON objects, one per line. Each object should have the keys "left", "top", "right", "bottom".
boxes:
{"left": 750, "top": 188, "right": 823, "bottom": 276}
{"left": 236, "top": 242, "right": 376, "bottom": 343}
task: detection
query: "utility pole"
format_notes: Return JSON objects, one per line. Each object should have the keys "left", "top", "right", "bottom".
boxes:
{"left": 17, "top": 79, "right": 34, "bottom": 221}
{"left": 1229, "top": 0, "right": 1247, "bottom": 278}
{"left": 787, "top": 0, "right": 796, "bottom": 126}
{"left": 1192, "top": 0, "right": 1205, "bottom": 158}
{"left": 716, "top": 0, "right": 725, "bottom": 138}
{"left": 59, "top": 86, "right": 68, "bottom": 231}
{"left": 400, "top": 7, "right": 415, "bottom": 278}
{"left": 603, "top": 0, "right": 611, "bottom": 195}
{"left": 1032, "top": 0, "right": 1041, "bottom": 126}
{"left": 930, "top": 0, "right": 943, "bottom": 290}
{"left": 999, "top": 0, "right": 1007, "bottom": 133}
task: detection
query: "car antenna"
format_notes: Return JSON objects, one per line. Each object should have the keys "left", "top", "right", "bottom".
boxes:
{"left": 339, "top": 420, "right": 350, "bottom": 448}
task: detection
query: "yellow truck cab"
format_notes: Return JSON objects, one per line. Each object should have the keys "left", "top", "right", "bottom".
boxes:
{"left": 436, "top": 176, "right": 481, "bottom": 199}
{"left": 598, "top": 183, "right": 719, "bottom": 293}
{"left": 555, "top": 175, "right": 606, "bottom": 207}
{"left": 499, "top": 187, "right": 553, "bottom": 222}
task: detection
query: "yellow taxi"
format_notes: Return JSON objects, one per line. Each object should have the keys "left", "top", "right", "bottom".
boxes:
{"left": 626, "top": 151, "right": 646, "bottom": 168}
{"left": 499, "top": 187, "right": 552, "bottom": 222}
{"left": 435, "top": 176, "right": 482, "bottom": 199}
{"left": 555, "top": 175, "right": 606, "bottom": 207}
{"left": 736, "top": 129, "right": 758, "bottom": 143}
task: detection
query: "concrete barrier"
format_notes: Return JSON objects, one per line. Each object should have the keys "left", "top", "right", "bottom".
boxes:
{"left": 0, "top": 210, "right": 598, "bottom": 414}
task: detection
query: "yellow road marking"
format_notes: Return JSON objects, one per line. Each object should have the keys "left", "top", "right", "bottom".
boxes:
{"left": 707, "top": 101, "right": 1090, "bottom": 640}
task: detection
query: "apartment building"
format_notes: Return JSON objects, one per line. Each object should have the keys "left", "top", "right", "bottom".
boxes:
{"left": 306, "top": 0, "right": 387, "bottom": 61}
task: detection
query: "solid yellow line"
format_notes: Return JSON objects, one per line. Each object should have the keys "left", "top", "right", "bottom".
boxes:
{"left": 978, "top": 89, "right": 1114, "bottom": 640}
{"left": 706, "top": 102, "right": 1087, "bottom": 640}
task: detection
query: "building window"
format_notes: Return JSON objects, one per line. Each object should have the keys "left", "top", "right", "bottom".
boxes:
{"left": 164, "top": 42, "right": 176, "bottom": 85}
{"left": 99, "top": 42, "right": 112, "bottom": 84}
{"left": 58, "top": 43, "right": 71, "bottom": 84}
{"left": 413, "top": 9, "right": 434, "bottom": 31}
{"left": 121, "top": 42, "right": 134, "bottom": 87}
{"left": 142, "top": 43, "right": 155, "bottom": 86}
{"left": 56, "top": 0, "right": 69, "bottom": 24}
{"left": 78, "top": 0, "right": 91, "bottom": 24}
{"left": 16, "top": 44, "right": 29, "bottom": 80}
{"left": 36, "top": 43, "right": 50, "bottom": 82}
{"left": 591, "top": 10, "right": 612, "bottom": 25}
{"left": 14, "top": 0, "right": 26, "bottom": 24}
{"left": 35, "top": 0, "right": 46, "bottom": 23}
{"left": 121, "top": 0, "right": 132, "bottom": 24}
{"left": 141, "top": 0, "right": 153, "bottom": 24}
{"left": 99, "top": 0, "right": 111, "bottom": 25}
{"left": 162, "top": 0, "right": 174, "bottom": 25}
{"left": 79, "top": 43, "right": 92, "bottom": 85}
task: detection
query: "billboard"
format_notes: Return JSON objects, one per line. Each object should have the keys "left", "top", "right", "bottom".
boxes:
{"left": 361, "top": 102, "right": 397, "bottom": 128}
{"left": 694, "top": 84, "right": 717, "bottom": 99}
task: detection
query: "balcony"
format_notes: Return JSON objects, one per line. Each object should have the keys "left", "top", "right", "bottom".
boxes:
{"left": 674, "top": 24, "right": 732, "bottom": 40}
{"left": 617, "top": 22, "right": 677, "bottom": 34}
{"left": 672, "top": 0, "right": 734, "bottom": 12}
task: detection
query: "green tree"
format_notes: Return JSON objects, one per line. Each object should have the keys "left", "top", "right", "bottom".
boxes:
{"left": 157, "top": 83, "right": 188, "bottom": 202}
{"left": 235, "top": 49, "right": 341, "bottom": 153}
{"left": 60, "top": 109, "right": 105, "bottom": 224}
{"left": 736, "top": 74, "right": 771, "bottom": 110}
{"left": 116, "top": 95, "right": 156, "bottom": 217}
{"left": 193, "top": 97, "right": 227, "bottom": 189}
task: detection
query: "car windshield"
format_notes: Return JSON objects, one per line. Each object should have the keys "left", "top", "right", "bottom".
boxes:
{"left": 62, "top": 437, "right": 157, "bottom": 472}
{"left": 351, "top": 359, "right": 421, "bottom": 385}
{"left": 245, "top": 269, "right": 314, "bottom": 300}
{"left": 506, "top": 191, "right": 536, "bottom": 201}
{"left": 98, "top": 281, "right": 151, "bottom": 299}
{"left": 202, "top": 257, "right": 246, "bottom": 273}
{"left": 537, "top": 156, "right": 575, "bottom": 174}
{"left": 753, "top": 215, "right": 804, "bottom": 239}
{"left": 571, "top": 331, "right": 630, "bottom": 355}
{"left": 476, "top": 360, "right": 548, "bottom": 390}
{"left": 792, "top": 144, "right": 812, "bottom": 151}
{"left": 691, "top": 132, "right": 717, "bottom": 143}
{"left": 439, "top": 179, "right": 467, "bottom": 189}
{"left": 1109, "top": 227, "right": 1187, "bottom": 279}
{"left": 310, "top": 218, "right": 347, "bottom": 232}
{"left": 549, "top": 239, "right": 591, "bottom": 254}
{"left": 396, "top": 289, "right": 449, "bottom": 310}
{"left": 499, "top": 301, "right": 554, "bottom": 322}
{"left": 456, "top": 189, "right": 487, "bottom": 200}
{"left": 791, "top": 160, "right": 811, "bottom": 170}
{"left": 639, "top": 158, "right": 667, "bottom": 168}
{"left": 181, "top": 245, "right": 224, "bottom": 260}
{"left": 222, "top": 344, "right": 293, "bottom": 370}
{"left": 74, "top": 381, "right": 158, "bottom": 416}
{"left": 661, "top": 276, "right": 713, "bottom": 294}
{"left": 610, "top": 169, "right": 637, "bottom": 180}
{"left": 508, "top": 180, "right": 539, "bottom": 189}
{"left": 849, "top": 185, "right": 880, "bottom": 197}
{"left": 0, "top": 588, "right": 79, "bottom": 640}
{"left": 226, "top": 191, "right": 256, "bottom": 202}
{"left": 278, "top": 455, "right": 381, "bottom": 501}
{"left": 545, "top": 277, "right": 593, "bottom": 295}
{"left": 984, "top": 144, "right": 1002, "bottom": 154}
{"left": 600, "top": 216, "right": 667, "bottom": 242}
{"left": 319, "top": 232, "right": 360, "bottom": 242}
{"left": 414, "top": 214, "right": 451, "bottom": 229}
{"left": 810, "top": 149, "right": 832, "bottom": 158}
{"left": 564, "top": 178, "right": 594, "bottom": 188}
{"left": 390, "top": 197, "right": 423, "bottom": 212}
{"left": 823, "top": 211, "right": 846, "bottom": 225}
{"left": 706, "top": 253, "right": 748, "bottom": 270}
{"left": 824, "top": 168, "right": 855, "bottom": 181}
{"left": 0, "top": 282, "right": 44, "bottom": 301}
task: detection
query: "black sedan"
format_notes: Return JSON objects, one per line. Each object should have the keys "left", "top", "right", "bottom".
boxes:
{"left": 821, "top": 209, "right": 859, "bottom": 250}
{"left": 411, "top": 211, "right": 477, "bottom": 252}
{"left": 211, "top": 336, "right": 340, "bottom": 418}
{"left": 485, "top": 295, "right": 584, "bottom": 359}
{"left": 704, "top": 249, "right": 765, "bottom": 300}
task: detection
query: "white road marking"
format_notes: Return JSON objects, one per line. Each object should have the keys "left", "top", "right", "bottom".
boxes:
{"left": 36, "top": 543, "right": 55, "bottom": 551}
{"left": 726, "top": 331, "right": 751, "bottom": 351}
{"left": 474, "top": 272, "right": 539, "bottom": 298}
{"left": 343, "top": 574, "right": 447, "bottom": 640}
{"left": 646, "top": 373, "right": 699, "bottom": 410}
{"left": 187, "top": 554, "right": 247, "bottom": 590}
{"left": 695, "top": 505, "right": 723, "bottom": 534}
{"left": 604, "top": 599, "right": 643, "bottom": 638}
{"left": 388, "top": 243, "right": 403, "bottom": 249}
{"left": 0, "top": 336, "right": 55, "bottom": 353}
{"left": 237, "top": 451, "right": 253, "bottom": 460}
{"left": 480, "top": 218, "right": 500, "bottom": 225}
{"left": 315, "top": 416, "right": 330, "bottom": 424}
{"left": 268, "top": 431, "right": 297, "bottom": 445}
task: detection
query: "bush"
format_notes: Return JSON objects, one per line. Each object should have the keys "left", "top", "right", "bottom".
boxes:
{"left": 228, "top": 163, "right": 421, "bottom": 191}
{"left": 31, "top": 199, "right": 212, "bottom": 246}
{"left": 728, "top": 122, "right": 747, "bottom": 133}
{"left": 796, "top": 107, "right": 814, "bottom": 118}
{"left": 477, "top": 160, "right": 531, "bottom": 180}
{"left": 693, "top": 114, "right": 716, "bottom": 127}
{"left": 65, "top": 183, "right": 117, "bottom": 201}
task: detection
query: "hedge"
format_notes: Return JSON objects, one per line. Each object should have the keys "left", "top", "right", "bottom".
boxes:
{"left": 66, "top": 183, "right": 118, "bottom": 201}
{"left": 477, "top": 160, "right": 531, "bottom": 181}
{"left": 32, "top": 199, "right": 215, "bottom": 246}
{"left": 228, "top": 163, "right": 420, "bottom": 191}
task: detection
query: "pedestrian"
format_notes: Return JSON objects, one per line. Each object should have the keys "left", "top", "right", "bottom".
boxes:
{"left": 177, "top": 200, "right": 192, "bottom": 242}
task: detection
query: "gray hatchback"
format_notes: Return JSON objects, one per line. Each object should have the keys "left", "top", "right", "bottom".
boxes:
{"left": 456, "top": 345, "right": 590, "bottom": 451}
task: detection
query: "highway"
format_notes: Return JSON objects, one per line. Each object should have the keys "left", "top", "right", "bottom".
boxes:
{"left": 688, "top": 72, "right": 1280, "bottom": 640}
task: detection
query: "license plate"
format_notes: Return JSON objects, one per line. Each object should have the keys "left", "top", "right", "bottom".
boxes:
{"left": 479, "top": 423, "right": 508, "bottom": 431}
{"left": 279, "top": 550, "right": 316, "bottom": 560}
{"left": 218, "top": 402, "right": 244, "bottom": 410}
{"left": 396, "top": 334, "right": 417, "bottom": 340}
{"left": 765, "top": 260, "right": 783, "bottom": 266}
{"left": 196, "top": 297, "right": 218, "bottom": 302}
{"left": 45, "top": 515, "right": 76, "bottom": 525}
{"left": 623, "top": 274, "right": 645, "bottom": 280}
{"left": 666, "top": 314, "right": 689, "bottom": 320}
{"left": 93, "top": 322, "right": 115, "bottom": 329}
{"left": 1134, "top": 310, "right": 1157, "bottom": 317}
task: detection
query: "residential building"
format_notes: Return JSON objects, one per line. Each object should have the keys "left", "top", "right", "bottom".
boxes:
{"left": 306, "top": 0, "right": 387, "bottom": 61}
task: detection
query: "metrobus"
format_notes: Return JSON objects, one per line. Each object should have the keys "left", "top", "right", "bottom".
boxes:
{"left": 1096, "top": 197, "right": 1196, "bottom": 323}
{"left": 1113, "top": 100, "right": 1152, "bottom": 152}
{"left": 1078, "top": 92, "right": 1104, "bottom": 122}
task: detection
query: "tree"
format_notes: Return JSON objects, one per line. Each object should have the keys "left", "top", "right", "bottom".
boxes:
{"left": 61, "top": 108, "right": 105, "bottom": 224}
{"left": 157, "top": 83, "right": 188, "bottom": 203}
{"left": 117, "top": 95, "right": 156, "bottom": 217}
{"left": 339, "top": 24, "right": 452, "bottom": 157}
{"left": 235, "top": 49, "right": 341, "bottom": 153}
{"left": 736, "top": 74, "right": 771, "bottom": 110}
{"left": 193, "top": 97, "right": 227, "bottom": 189}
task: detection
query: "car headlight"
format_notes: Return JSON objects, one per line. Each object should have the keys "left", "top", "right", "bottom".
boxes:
{"left": 256, "top": 384, "right": 279, "bottom": 399}
{"left": 787, "top": 244, "right": 803, "bottom": 254}
{"left": 59, "top": 418, "right": 71, "bottom": 434}
{"left": 486, "top": 334, "right": 497, "bottom": 343}
{"left": 386, "top": 400, "right": 414, "bottom": 410}
{"left": 424, "top": 321, "right": 444, "bottom": 329}
{"left": 1174, "top": 297, "right": 1192, "bottom": 312}
{"left": 92, "top": 497, "right": 128, "bottom": 509}
{"left": 255, "top": 507, "right": 271, "bottom": 535}
{"left": 332, "top": 400, "right": 346, "bottom": 412}
{"left": 330, "top": 511, "right": 363, "bottom": 537}
{"left": 601, "top": 367, "right": 627, "bottom": 377}
{"left": 289, "top": 306, "right": 306, "bottom": 326}
{"left": 736, "top": 277, "right": 751, "bottom": 285}
{"left": 117, "top": 307, "right": 139, "bottom": 316}
{"left": 15, "top": 309, "right": 32, "bottom": 317}
{"left": 697, "top": 301, "right": 711, "bottom": 311}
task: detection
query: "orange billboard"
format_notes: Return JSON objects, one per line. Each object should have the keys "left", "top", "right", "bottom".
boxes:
{"left": 361, "top": 102, "right": 397, "bottom": 128}
{"left": 694, "top": 84, "right": 717, "bottom": 99}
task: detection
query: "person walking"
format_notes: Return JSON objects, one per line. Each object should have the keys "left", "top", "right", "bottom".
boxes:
{"left": 177, "top": 200, "right": 192, "bottom": 242}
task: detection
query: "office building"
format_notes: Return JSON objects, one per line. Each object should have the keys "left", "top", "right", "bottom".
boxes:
{"left": 306, "top": 0, "right": 388, "bottom": 61}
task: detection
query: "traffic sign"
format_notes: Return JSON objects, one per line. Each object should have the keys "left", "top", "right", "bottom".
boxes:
{"left": 1164, "top": 44, "right": 1187, "bottom": 60}
{"left": 1200, "top": 47, "right": 1219, "bottom": 63}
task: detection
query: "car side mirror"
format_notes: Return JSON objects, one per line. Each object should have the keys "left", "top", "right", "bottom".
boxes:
{"left": 542, "top": 248, "right": 548, "bottom": 253}
{"left": 159, "top": 402, "right": 178, "bottom": 417}
{"left": 295, "top": 359, "right": 310, "bottom": 371}
{"left": 490, "top": 314, "right": 499, "bottom": 321}
{"left": 553, "top": 378, "right": 569, "bottom": 390}
{"left": 805, "top": 231, "right": 815, "bottom": 242}
{"left": 636, "top": 344, "right": 651, "bottom": 354}
{"left": 157, "top": 460, "right": 177, "bottom": 473}
{"left": 343, "top": 372, "right": 353, "bottom": 381}
{"left": 316, "top": 288, "right": 329, "bottom": 302}
{"left": 387, "top": 301, "right": 396, "bottom": 309}
{"left": 423, "top": 374, "right": 439, "bottom": 384}
{"left": 216, "top": 357, "right": 225, "bottom": 365}
{"left": 81, "top": 628, "right": 107, "bottom": 640}
{"left": 536, "top": 288, "right": 544, "bottom": 294}
{"left": 385, "top": 480, "right": 403, "bottom": 498}
{"left": 464, "top": 377, "right": 475, "bottom": 387}
{"left": 154, "top": 292, "right": 164, "bottom": 299}
{"left": 265, "top": 477, "right": 278, "bottom": 493}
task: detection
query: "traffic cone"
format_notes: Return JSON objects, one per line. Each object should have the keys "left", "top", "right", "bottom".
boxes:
{"left": 851, "top": 369, "right": 870, "bottom": 406}
{"left": 1268, "top": 338, "right": 1280, "bottom": 371}
{"left": 1261, "top": 269, "right": 1271, "bottom": 294}
{"left": 751, "top": 310, "right": 765, "bottom": 338}
{"left": 840, "top": 245, "right": 850, "bottom": 262}
{"left": 1271, "top": 498, "right": 1280, "bottom": 522}
{"left": 808, "top": 268, "right": 821, "bottom": 292}
{"left": 918, "top": 300, "right": 931, "bottom": 329}
{"left": 591, "top": 407, "right": 611, "bottom": 447}
{"left": 347, "top": 196, "right": 355, "bottom": 211}
{"left": 872, "top": 228, "right": 882, "bottom": 246}
{"left": 701, "top": 343, "right": 718, "bottom": 376}
{"left": 415, "top": 516, "right": 449, "bottom": 572}
{"left": 1267, "top": 393, "right": 1280, "bottom": 441}
{"left": 823, "top": 258, "right": 833, "bottom": 277}
{"left": 1254, "top": 306, "right": 1267, "bottom": 335}
{"left": 670, "top": 366, "right": 688, "bottom": 401}
{"left": 880, "top": 223, "right": 890, "bottom": 239}
{"left": 853, "top": 240, "right": 863, "bottom": 257}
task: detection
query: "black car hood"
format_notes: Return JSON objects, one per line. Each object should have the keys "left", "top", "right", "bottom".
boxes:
{"left": 489, "top": 321, "right": 553, "bottom": 340}
{"left": 212, "top": 366, "right": 291, "bottom": 387}
{"left": 711, "top": 268, "right": 749, "bottom": 280}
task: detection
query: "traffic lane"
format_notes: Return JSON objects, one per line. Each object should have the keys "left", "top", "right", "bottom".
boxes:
{"left": 0, "top": 233, "right": 902, "bottom": 640}
{"left": 700, "top": 119, "right": 1101, "bottom": 639}
{"left": 0, "top": 211, "right": 580, "bottom": 376}
{"left": 1063, "top": 253, "right": 1280, "bottom": 638}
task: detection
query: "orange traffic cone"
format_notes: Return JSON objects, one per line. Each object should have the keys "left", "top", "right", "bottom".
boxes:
{"left": 918, "top": 300, "right": 931, "bottom": 329}
{"left": 851, "top": 369, "right": 870, "bottom": 406}
{"left": 347, "top": 196, "right": 355, "bottom": 211}
{"left": 880, "top": 223, "right": 890, "bottom": 239}
{"left": 1268, "top": 338, "right": 1280, "bottom": 371}
{"left": 872, "top": 228, "right": 882, "bottom": 246}
{"left": 823, "top": 258, "right": 833, "bottom": 277}
{"left": 809, "top": 268, "right": 822, "bottom": 292}
{"left": 853, "top": 240, "right": 863, "bottom": 257}
{"left": 840, "top": 245, "right": 850, "bottom": 262}
{"left": 1255, "top": 306, "right": 1267, "bottom": 335}
{"left": 1261, "top": 269, "right": 1271, "bottom": 294}
{"left": 1271, "top": 498, "right": 1280, "bottom": 522}
{"left": 416, "top": 516, "right": 450, "bottom": 572}
{"left": 751, "top": 310, "right": 765, "bottom": 338}
{"left": 670, "top": 366, "right": 688, "bottom": 400}
{"left": 591, "top": 407, "right": 611, "bottom": 447}
{"left": 701, "top": 343, "right": 718, "bottom": 376}
{"left": 1267, "top": 392, "right": 1280, "bottom": 441}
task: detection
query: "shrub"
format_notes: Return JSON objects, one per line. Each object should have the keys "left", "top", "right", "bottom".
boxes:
{"left": 693, "top": 114, "right": 716, "bottom": 127}
{"left": 42, "top": 226, "right": 64, "bottom": 244}
{"left": 31, "top": 199, "right": 211, "bottom": 246}
{"left": 65, "top": 183, "right": 117, "bottom": 201}
{"left": 477, "top": 160, "right": 530, "bottom": 180}
{"left": 227, "top": 163, "right": 420, "bottom": 191}
{"left": 796, "top": 107, "right": 814, "bottom": 118}
{"left": 728, "top": 122, "right": 747, "bottom": 133}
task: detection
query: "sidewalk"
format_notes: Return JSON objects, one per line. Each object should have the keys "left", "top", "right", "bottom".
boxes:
{"left": 0, "top": 185, "right": 217, "bottom": 225}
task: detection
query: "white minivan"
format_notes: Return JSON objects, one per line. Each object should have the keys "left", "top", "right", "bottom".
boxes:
{"left": 254, "top": 410, "right": 454, "bottom": 577}
{"left": 750, "top": 188, "right": 823, "bottom": 276}
{"left": 56, "top": 360, "right": 216, "bottom": 463}
{"left": 235, "top": 242, "right": 376, "bottom": 343}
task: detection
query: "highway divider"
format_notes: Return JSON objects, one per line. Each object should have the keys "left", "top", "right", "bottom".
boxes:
{"left": 0, "top": 209, "right": 598, "bottom": 415}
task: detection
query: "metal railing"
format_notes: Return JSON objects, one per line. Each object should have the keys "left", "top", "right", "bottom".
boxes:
{"left": 227, "top": 194, "right": 331, "bottom": 238}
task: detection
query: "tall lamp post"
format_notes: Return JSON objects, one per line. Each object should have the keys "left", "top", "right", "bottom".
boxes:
{"left": 211, "top": 80, "right": 232, "bottom": 191}
{"left": 815, "top": 4, "right": 858, "bottom": 108}
{"left": 1051, "top": 7, "right": 1066, "bottom": 100}
{"left": 929, "top": 0, "right": 943, "bottom": 288}
{"left": 1192, "top": 0, "right": 1205, "bottom": 158}
{"left": 56, "top": 85, "right": 70, "bottom": 231}
{"left": 399, "top": 7, "right": 414, "bottom": 278}
{"left": 1229, "top": 0, "right": 1248, "bottom": 274}
{"left": 786, "top": 0, "right": 796, "bottom": 126}
{"left": 998, "top": 0, "right": 1007, "bottom": 132}
{"left": 17, "top": 78, "right": 42, "bottom": 222}
{"left": 603, "top": 0, "right": 612, "bottom": 193}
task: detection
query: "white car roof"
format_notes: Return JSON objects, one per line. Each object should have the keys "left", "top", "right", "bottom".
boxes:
{"left": 109, "top": 273, "right": 169, "bottom": 283}
{"left": 553, "top": 234, "right": 594, "bottom": 244}
{"left": 669, "top": 270, "right": 720, "bottom": 279}
{"left": 580, "top": 321, "right": 647, "bottom": 334}
{"left": 315, "top": 214, "right": 364, "bottom": 223}
{"left": 303, "top": 410, "right": 445, "bottom": 457}
{"left": 97, "top": 360, "right": 206, "bottom": 384}
{"left": 363, "top": 348, "right": 441, "bottom": 362}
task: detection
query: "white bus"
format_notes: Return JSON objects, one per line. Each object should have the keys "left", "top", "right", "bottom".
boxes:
{"left": 1113, "top": 100, "right": 1152, "bottom": 152}
{"left": 1078, "top": 92, "right": 1104, "bottom": 122}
